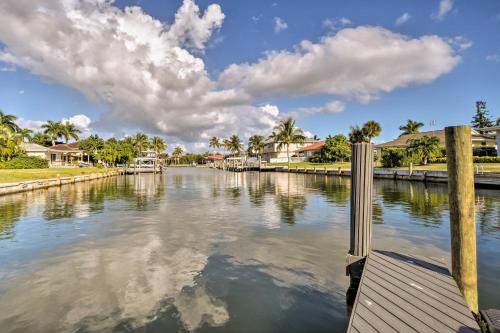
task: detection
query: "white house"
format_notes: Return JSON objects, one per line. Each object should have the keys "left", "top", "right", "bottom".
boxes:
{"left": 262, "top": 138, "right": 319, "bottom": 162}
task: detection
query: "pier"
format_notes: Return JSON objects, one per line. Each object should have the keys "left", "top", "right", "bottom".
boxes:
{"left": 346, "top": 126, "right": 486, "bottom": 333}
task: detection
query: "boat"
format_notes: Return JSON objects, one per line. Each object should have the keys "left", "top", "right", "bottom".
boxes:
{"left": 125, "top": 157, "right": 162, "bottom": 174}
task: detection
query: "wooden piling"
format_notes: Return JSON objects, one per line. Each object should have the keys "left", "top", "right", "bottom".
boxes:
{"left": 445, "top": 125, "right": 478, "bottom": 314}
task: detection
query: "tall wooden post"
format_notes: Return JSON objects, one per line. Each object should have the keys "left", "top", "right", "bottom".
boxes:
{"left": 350, "top": 142, "right": 374, "bottom": 258}
{"left": 445, "top": 125, "right": 478, "bottom": 314}
{"left": 346, "top": 142, "right": 374, "bottom": 309}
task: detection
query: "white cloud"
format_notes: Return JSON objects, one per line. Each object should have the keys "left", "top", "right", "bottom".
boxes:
{"left": 433, "top": 0, "right": 453, "bottom": 20}
{"left": 18, "top": 114, "right": 93, "bottom": 137}
{"left": 322, "top": 17, "right": 351, "bottom": 30}
{"left": 274, "top": 17, "right": 288, "bottom": 33}
{"left": 447, "top": 36, "right": 472, "bottom": 52}
{"left": 290, "top": 100, "right": 345, "bottom": 118}
{"left": 395, "top": 13, "right": 411, "bottom": 26}
{"left": 62, "top": 114, "right": 92, "bottom": 130}
{"left": 17, "top": 118, "right": 45, "bottom": 132}
{"left": 219, "top": 26, "right": 459, "bottom": 103}
{"left": 486, "top": 54, "right": 500, "bottom": 62}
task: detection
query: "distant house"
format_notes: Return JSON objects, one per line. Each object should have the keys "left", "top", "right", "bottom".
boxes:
{"left": 482, "top": 126, "right": 500, "bottom": 156}
{"left": 262, "top": 137, "right": 319, "bottom": 162}
{"left": 203, "top": 154, "right": 225, "bottom": 162}
{"left": 22, "top": 143, "right": 49, "bottom": 159}
{"left": 48, "top": 142, "right": 86, "bottom": 167}
{"left": 295, "top": 141, "right": 325, "bottom": 160}
{"left": 375, "top": 129, "right": 496, "bottom": 154}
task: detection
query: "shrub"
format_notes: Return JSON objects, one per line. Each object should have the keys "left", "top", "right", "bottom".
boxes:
{"left": 473, "top": 146, "right": 497, "bottom": 157}
{"left": 0, "top": 156, "right": 49, "bottom": 169}
{"left": 429, "top": 156, "right": 500, "bottom": 164}
{"left": 381, "top": 148, "right": 405, "bottom": 168}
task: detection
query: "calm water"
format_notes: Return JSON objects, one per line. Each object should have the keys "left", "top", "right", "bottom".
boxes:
{"left": 0, "top": 168, "right": 499, "bottom": 333}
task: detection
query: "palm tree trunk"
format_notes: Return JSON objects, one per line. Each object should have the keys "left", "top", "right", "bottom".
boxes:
{"left": 287, "top": 144, "right": 290, "bottom": 168}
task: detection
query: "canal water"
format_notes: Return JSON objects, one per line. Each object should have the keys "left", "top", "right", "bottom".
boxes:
{"left": 0, "top": 168, "right": 499, "bottom": 333}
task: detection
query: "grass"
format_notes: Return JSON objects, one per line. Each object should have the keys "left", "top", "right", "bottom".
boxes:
{"left": 269, "top": 162, "right": 500, "bottom": 172}
{"left": 0, "top": 167, "right": 116, "bottom": 183}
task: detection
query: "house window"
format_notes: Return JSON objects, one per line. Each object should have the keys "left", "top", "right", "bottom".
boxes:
{"left": 50, "top": 154, "right": 56, "bottom": 162}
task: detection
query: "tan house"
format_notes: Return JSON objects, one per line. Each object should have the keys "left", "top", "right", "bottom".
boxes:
{"left": 375, "top": 129, "right": 496, "bottom": 154}
{"left": 23, "top": 142, "right": 87, "bottom": 167}
{"left": 262, "top": 138, "right": 320, "bottom": 162}
{"left": 295, "top": 141, "right": 325, "bottom": 160}
{"left": 23, "top": 143, "right": 49, "bottom": 159}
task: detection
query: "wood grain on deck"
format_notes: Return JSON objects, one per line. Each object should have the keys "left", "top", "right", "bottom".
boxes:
{"left": 347, "top": 250, "right": 481, "bottom": 333}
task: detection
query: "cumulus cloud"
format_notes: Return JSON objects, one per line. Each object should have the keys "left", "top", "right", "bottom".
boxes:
{"left": 433, "top": 0, "right": 453, "bottom": 20}
{"left": 274, "top": 17, "right": 288, "bottom": 33}
{"left": 447, "top": 36, "right": 472, "bottom": 52}
{"left": 395, "top": 12, "right": 411, "bottom": 26}
{"left": 219, "top": 26, "right": 460, "bottom": 103}
{"left": 322, "top": 17, "right": 351, "bottom": 30}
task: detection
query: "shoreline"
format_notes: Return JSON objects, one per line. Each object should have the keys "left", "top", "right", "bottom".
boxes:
{"left": 222, "top": 166, "right": 500, "bottom": 188}
{"left": 0, "top": 169, "right": 125, "bottom": 197}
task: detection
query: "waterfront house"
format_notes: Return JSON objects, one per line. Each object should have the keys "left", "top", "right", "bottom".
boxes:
{"left": 48, "top": 142, "right": 86, "bottom": 167}
{"left": 295, "top": 141, "right": 325, "bottom": 160}
{"left": 482, "top": 125, "right": 500, "bottom": 156}
{"left": 262, "top": 137, "right": 319, "bottom": 163}
{"left": 22, "top": 143, "right": 49, "bottom": 159}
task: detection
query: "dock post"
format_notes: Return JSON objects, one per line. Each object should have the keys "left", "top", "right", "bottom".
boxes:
{"left": 445, "top": 125, "right": 478, "bottom": 314}
{"left": 346, "top": 142, "right": 374, "bottom": 306}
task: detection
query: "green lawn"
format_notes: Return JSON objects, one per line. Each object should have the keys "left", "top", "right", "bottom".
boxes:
{"left": 269, "top": 162, "right": 500, "bottom": 172}
{"left": 0, "top": 167, "right": 116, "bottom": 183}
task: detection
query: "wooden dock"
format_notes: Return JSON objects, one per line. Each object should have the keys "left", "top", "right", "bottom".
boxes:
{"left": 347, "top": 250, "right": 481, "bottom": 333}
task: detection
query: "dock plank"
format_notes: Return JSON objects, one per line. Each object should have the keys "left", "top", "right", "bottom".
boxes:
{"left": 347, "top": 250, "right": 481, "bottom": 333}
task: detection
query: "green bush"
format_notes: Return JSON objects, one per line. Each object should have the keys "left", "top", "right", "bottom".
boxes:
{"left": 429, "top": 156, "right": 500, "bottom": 164}
{"left": 381, "top": 148, "right": 405, "bottom": 168}
{"left": 0, "top": 156, "right": 49, "bottom": 169}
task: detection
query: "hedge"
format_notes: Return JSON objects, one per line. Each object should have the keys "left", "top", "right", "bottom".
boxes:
{"left": 429, "top": 156, "right": 500, "bottom": 164}
{"left": 0, "top": 156, "right": 49, "bottom": 169}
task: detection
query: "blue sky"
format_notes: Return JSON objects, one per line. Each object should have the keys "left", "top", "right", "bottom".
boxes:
{"left": 0, "top": 0, "right": 499, "bottom": 150}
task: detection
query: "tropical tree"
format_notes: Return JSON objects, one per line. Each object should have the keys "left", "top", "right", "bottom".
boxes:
{"left": 471, "top": 101, "right": 494, "bottom": 128}
{"left": 18, "top": 128, "right": 33, "bottom": 143}
{"left": 151, "top": 136, "right": 166, "bottom": 156}
{"left": 31, "top": 132, "right": 52, "bottom": 146}
{"left": 406, "top": 135, "right": 441, "bottom": 165}
{"left": 247, "top": 134, "right": 265, "bottom": 157}
{"left": 79, "top": 134, "right": 104, "bottom": 163}
{"left": 225, "top": 134, "right": 243, "bottom": 155}
{"left": 0, "top": 110, "right": 20, "bottom": 133}
{"left": 133, "top": 133, "right": 149, "bottom": 156}
{"left": 0, "top": 125, "right": 22, "bottom": 161}
{"left": 271, "top": 117, "right": 305, "bottom": 167}
{"left": 172, "top": 146, "right": 183, "bottom": 165}
{"left": 348, "top": 125, "right": 368, "bottom": 143}
{"left": 41, "top": 120, "right": 63, "bottom": 146}
{"left": 320, "top": 134, "right": 351, "bottom": 162}
{"left": 399, "top": 120, "right": 424, "bottom": 136}
{"left": 209, "top": 136, "right": 220, "bottom": 153}
{"left": 362, "top": 120, "right": 382, "bottom": 143}
{"left": 60, "top": 122, "right": 81, "bottom": 143}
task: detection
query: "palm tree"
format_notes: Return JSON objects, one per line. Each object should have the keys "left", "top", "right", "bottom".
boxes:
{"left": 0, "top": 110, "right": 20, "bottom": 133}
{"left": 31, "top": 132, "right": 51, "bottom": 146}
{"left": 348, "top": 125, "right": 368, "bottom": 143}
{"left": 399, "top": 119, "right": 424, "bottom": 136}
{"left": 225, "top": 134, "right": 243, "bottom": 156}
{"left": 60, "top": 122, "right": 81, "bottom": 143}
{"left": 79, "top": 134, "right": 104, "bottom": 162}
{"left": 0, "top": 125, "right": 22, "bottom": 161}
{"left": 133, "top": 133, "right": 149, "bottom": 156}
{"left": 41, "top": 120, "right": 63, "bottom": 146}
{"left": 406, "top": 135, "right": 441, "bottom": 165}
{"left": 271, "top": 117, "right": 305, "bottom": 167}
{"left": 248, "top": 134, "right": 265, "bottom": 157}
{"left": 362, "top": 120, "right": 382, "bottom": 143}
{"left": 172, "top": 146, "right": 183, "bottom": 165}
{"left": 151, "top": 136, "right": 166, "bottom": 156}
{"left": 18, "top": 128, "right": 33, "bottom": 143}
{"left": 209, "top": 136, "right": 220, "bottom": 153}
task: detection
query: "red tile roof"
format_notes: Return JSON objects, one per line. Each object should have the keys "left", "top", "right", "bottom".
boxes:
{"left": 203, "top": 154, "right": 225, "bottom": 160}
{"left": 49, "top": 142, "right": 82, "bottom": 152}
{"left": 296, "top": 141, "right": 325, "bottom": 152}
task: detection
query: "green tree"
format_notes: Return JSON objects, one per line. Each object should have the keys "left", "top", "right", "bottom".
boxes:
{"left": 471, "top": 101, "right": 493, "bottom": 128}
{"left": 151, "top": 136, "right": 166, "bottom": 156}
{"left": 247, "top": 134, "right": 265, "bottom": 157}
{"left": 362, "top": 120, "right": 382, "bottom": 143}
{"left": 320, "top": 134, "right": 351, "bottom": 162}
{"left": 406, "top": 135, "right": 441, "bottom": 165}
{"left": 348, "top": 125, "right": 368, "bottom": 143}
{"left": 60, "top": 122, "right": 81, "bottom": 143}
{"left": 0, "top": 125, "right": 22, "bottom": 161}
{"left": 41, "top": 120, "right": 63, "bottom": 146}
{"left": 79, "top": 134, "right": 104, "bottom": 162}
{"left": 209, "top": 136, "right": 220, "bottom": 153}
{"left": 0, "top": 110, "right": 20, "bottom": 133}
{"left": 271, "top": 117, "right": 305, "bottom": 167}
{"left": 31, "top": 132, "right": 52, "bottom": 146}
{"left": 133, "top": 133, "right": 149, "bottom": 156}
{"left": 172, "top": 146, "right": 183, "bottom": 164}
{"left": 226, "top": 134, "right": 243, "bottom": 155}
{"left": 18, "top": 128, "right": 33, "bottom": 143}
{"left": 399, "top": 119, "right": 424, "bottom": 136}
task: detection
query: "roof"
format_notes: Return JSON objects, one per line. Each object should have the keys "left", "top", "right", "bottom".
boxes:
{"left": 49, "top": 142, "right": 82, "bottom": 152}
{"left": 203, "top": 154, "right": 225, "bottom": 160}
{"left": 375, "top": 129, "right": 494, "bottom": 149}
{"left": 296, "top": 141, "right": 325, "bottom": 152}
{"left": 22, "top": 143, "right": 48, "bottom": 152}
{"left": 264, "top": 137, "right": 320, "bottom": 145}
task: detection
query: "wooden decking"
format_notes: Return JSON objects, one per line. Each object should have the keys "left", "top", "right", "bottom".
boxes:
{"left": 347, "top": 250, "right": 481, "bottom": 333}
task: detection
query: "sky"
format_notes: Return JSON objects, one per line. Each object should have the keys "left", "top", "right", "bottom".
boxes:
{"left": 0, "top": 0, "right": 499, "bottom": 152}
